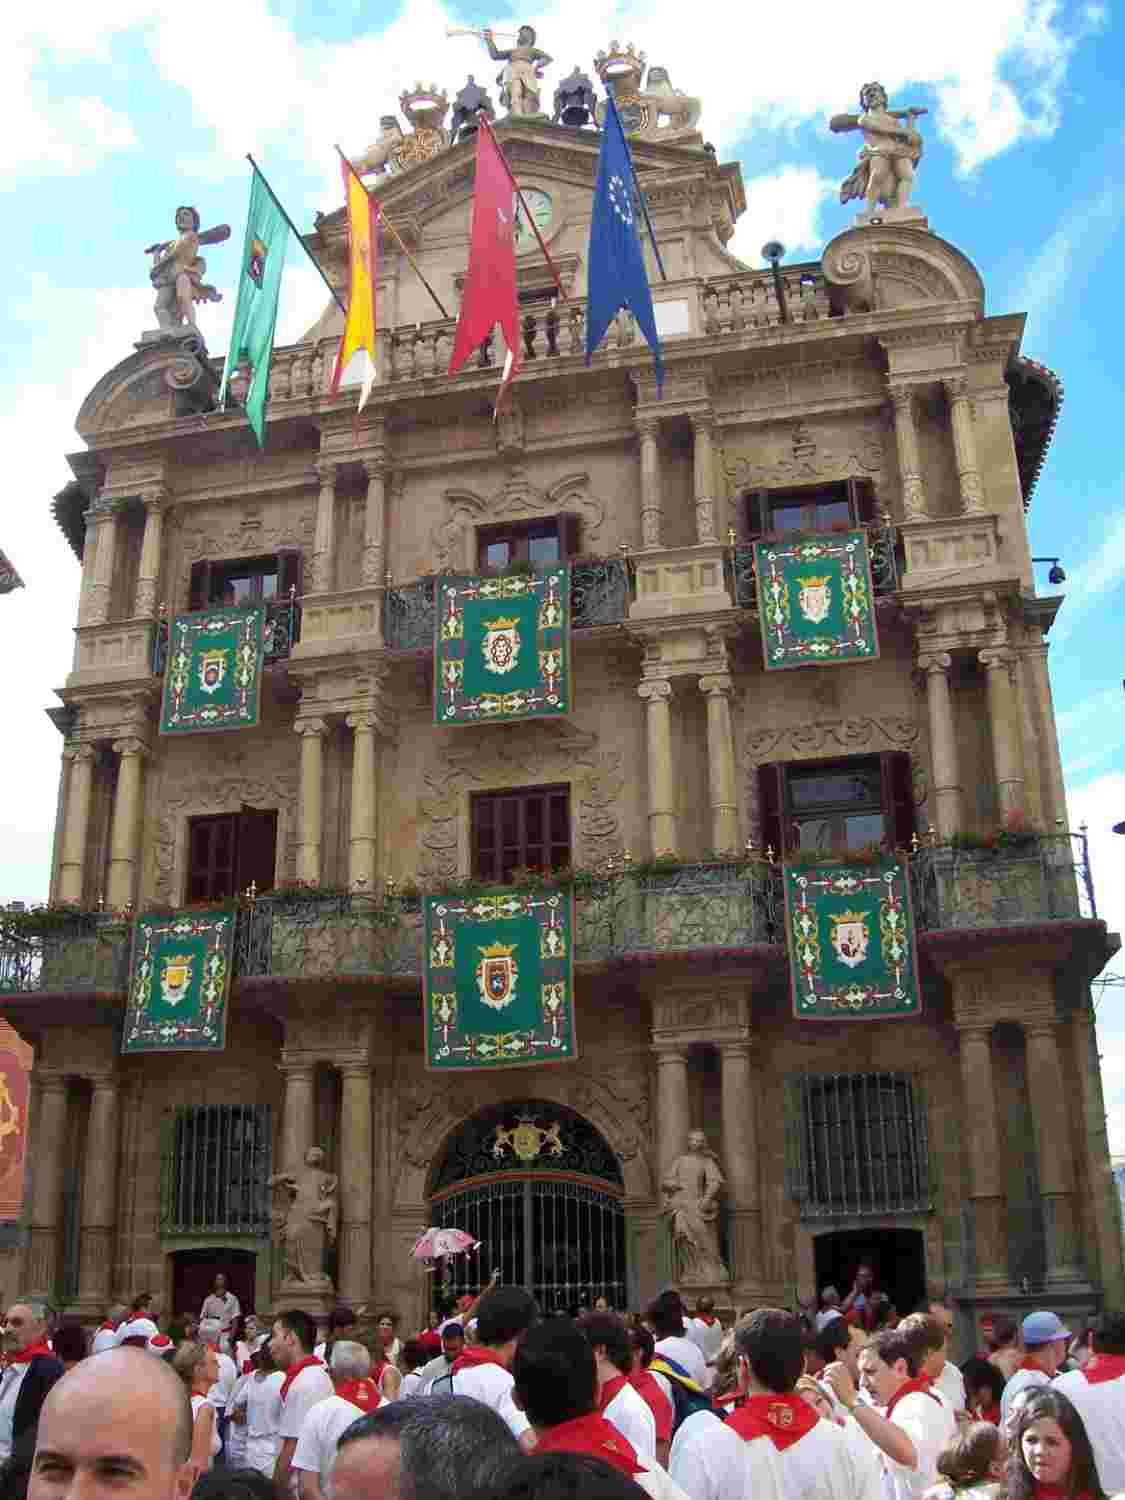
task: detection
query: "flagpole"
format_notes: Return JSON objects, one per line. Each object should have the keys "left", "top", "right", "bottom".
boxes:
{"left": 333, "top": 146, "right": 450, "bottom": 320}
{"left": 245, "top": 153, "right": 347, "bottom": 314}
{"left": 477, "top": 114, "right": 569, "bottom": 301}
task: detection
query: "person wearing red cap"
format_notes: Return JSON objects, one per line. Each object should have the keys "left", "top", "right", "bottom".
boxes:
{"left": 91, "top": 1303, "right": 126, "bottom": 1356}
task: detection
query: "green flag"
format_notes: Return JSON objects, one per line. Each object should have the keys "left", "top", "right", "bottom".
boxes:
{"left": 219, "top": 165, "right": 290, "bottom": 447}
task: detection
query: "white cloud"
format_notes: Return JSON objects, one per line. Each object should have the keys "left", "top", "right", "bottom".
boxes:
{"left": 1013, "top": 185, "right": 1124, "bottom": 343}
{"left": 730, "top": 168, "right": 836, "bottom": 265}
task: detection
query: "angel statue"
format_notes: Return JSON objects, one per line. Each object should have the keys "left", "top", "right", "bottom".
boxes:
{"left": 483, "top": 25, "right": 553, "bottom": 117}
{"left": 830, "top": 83, "right": 928, "bottom": 215}
{"left": 145, "top": 206, "right": 230, "bottom": 334}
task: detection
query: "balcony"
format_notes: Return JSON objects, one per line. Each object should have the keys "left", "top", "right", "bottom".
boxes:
{"left": 725, "top": 523, "right": 902, "bottom": 610}
{"left": 910, "top": 833, "right": 1096, "bottom": 932}
{"left": 151, "top": 596, "right": 300, "bottom": 675}
{"left": 0, "top": 909, "right": 130, "bottom": 995}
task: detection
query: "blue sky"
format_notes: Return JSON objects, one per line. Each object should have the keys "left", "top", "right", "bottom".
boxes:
{"left": 4, "top": 0, "right": 1125, "bottom": 1144}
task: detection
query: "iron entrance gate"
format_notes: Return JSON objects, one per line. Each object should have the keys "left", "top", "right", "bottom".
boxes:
{"left": 429, "top": 1100, "right": 627, "bottom": 1311}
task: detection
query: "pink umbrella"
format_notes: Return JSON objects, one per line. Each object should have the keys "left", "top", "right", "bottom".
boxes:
{"left": 411, "top": 1226, "right": 481, "bottom": 1262}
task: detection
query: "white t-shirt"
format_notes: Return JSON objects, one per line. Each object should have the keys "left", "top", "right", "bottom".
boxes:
{"left": 816, "top": 1309, "right": 843, "bottom": 1331}
{"left": 604, "top": 1381, "right": 657, "bottom": 1460}
{"left": 293, "top": 1394, "right": 369, "bottom": 1500}
{"left": 880, "top": 1388, "right": 957, "bottom": 1500}
{"left": 245, "top": 1371, "right": 286, "bottom": 1475}
{"left": 201, "top": 1291, "right": 241, "bottom": 1327}
{"left": 191, "top": 1394, "right": 222, "bottom": 1467}
{"left": 399, "top": 1372, "right": 426, "bottom": 1398}
{"left": 1054, "top": 1367, "right": 1125, "bottom": 1492}
{"left": 687, "top": 1317, "right": 724, "bottom": 1366}
{"left": 1000, "top": 1365, "right": 1050, "bottom": 1428}
{"left": 208, "top": 1350, "right": 238, "bottom": 1412}
{"left": 669, "top": 1409, "right": 784, "bottom": 1500}
{"left": 655, "top": 1335, "right": 709, "bottom": 1388}
{"left": 634, "top": 1454, "right": 693, "bottom": 1500}
{"left": 451, "top": 1363, "right": 530, "bottom": 1438}
{"left": 772, "top": 1414, "right": 872, "bottom": 1500}
{"left": 841, "top": 1410, "right": 887, "bottom": 1500}
{"left": 279, "top": 1362, "right": 335, "bottom": 1441}
{"left": 933, "top": 1362, "right": 966, "bottom": 1414}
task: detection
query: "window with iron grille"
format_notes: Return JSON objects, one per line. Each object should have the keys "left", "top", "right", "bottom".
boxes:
{"left": 162, "top": 1104, "right": 272, "bottom": 1235}
{"left": 785, "top": 1073, "right": 930, "bottom": 1218}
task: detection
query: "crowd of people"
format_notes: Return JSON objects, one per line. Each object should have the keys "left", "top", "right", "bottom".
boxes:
{"left": 0, "top": 1269, "right": 1123, "bottom": 1500}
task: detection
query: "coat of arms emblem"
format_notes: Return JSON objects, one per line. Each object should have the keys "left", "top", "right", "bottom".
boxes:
{"left": 796, "top": 574, "right": 832, "bottom": 625}
{"left": 475, "top": 941, "right": 519, "bottom": 1010}
{"left": 481, "top": 616, "right": 521, "bottom": 676}
{"left": 830, "top": 911, "right": 870, "bottom": 969}
{"left": 492, "top": 1117, "right": 564, "bottom": 1162}
{"left": 159, "top": 953, "right": 194, "bottom": 1006}
{"left": 198, "top": 647, "right": 229, "bottom": 695}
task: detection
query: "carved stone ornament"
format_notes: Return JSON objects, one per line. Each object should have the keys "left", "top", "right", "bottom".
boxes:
{"left": 722, "top": 420, "right": 886, "bottom": 500}
{"left": 355, "top": 85, "right": 452, "bottom": 174}
{"left": 593, "top": 43, "right": 701, "bottom": 140}
{"left": 492, "top": 1116, "right": 564, "bottom": 1162}
{"left": 431, "top": 470, "right": 605, "bottom": 568}
{"left": 822, "top": 227, "right": 985, "bottom": 317}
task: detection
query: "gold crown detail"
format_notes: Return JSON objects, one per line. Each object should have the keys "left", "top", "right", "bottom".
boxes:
{"left": 831, "top": 911, "right": 867, "bottom": 925}
{"left": 479, "top": 942, "right": 517, "bottom": 958}
{"left": 797, "top": 574, "right": 831, "bottom": 587}
{"left": 164, "top": 953, "right": 194, "bottom": 966}
{"left": 483, "top": 616, "right": 521, "bottom": 630}
{"left": 594, "top": 41, "right": 646, "bottom": 84}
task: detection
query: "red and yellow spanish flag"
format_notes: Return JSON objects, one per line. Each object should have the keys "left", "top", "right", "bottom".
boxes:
{"left": 331, "top": 150, "right": 379, "bottom": 411}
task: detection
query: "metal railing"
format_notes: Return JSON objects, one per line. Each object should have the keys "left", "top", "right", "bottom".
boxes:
{"left": 726, "top": 523, "right": 902, "bottom": 610}
{"left": 910, "top": 832, "right": 1095, "bottom": 932}
{"left": 152, "top": 595, "right": 300, "bottom": 676}
{"left": 0, "top": 910, "right": 131, "bottom": 995}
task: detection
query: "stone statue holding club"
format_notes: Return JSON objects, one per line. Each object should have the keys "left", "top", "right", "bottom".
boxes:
{"left": 830, "top": 82, "right": 928, "bottom": 220}
{"left": 145, "top": 206, "right": 230, "bottom": 334}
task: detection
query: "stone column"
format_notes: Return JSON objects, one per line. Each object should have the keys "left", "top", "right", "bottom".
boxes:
{"left": 638, "top": 679, "right": 677, "bottom": 856}
{"left": 1025, "top": 1020, "right": 1083, "bottom": 1283}
{"left": 360, "top": 455, "right": 388, "bottom": 589}
{"left": 77, "top": 1071, "right": 120, "bottom": 1308}
{"left": 106, "top": 738, "right": 147, "bottom": 910}
{"left": 311, "top": 461, "right": 338, "bottom": 594}
{"left": 700, "top": 674, "right": 738, "bottom": 854}
{"left": 980, "top": 649, "right": 1025, "bottom": 816}
{"left": 918, "top": 652, "right": 962, "bottom": 839}
{"left": 888, "top": 384, "right": 927, "bottom": 520}
{"left": 944, "top": 376, "right": 985, "bottom": 515}
{"left": 1023, "top": 640, "right": 1069, "bottom": 831}
{"left": 83, "top": 504, "right": 119, "bottom": 626}
{"left": 691, "top": 413, "right": 718, "bottom": 544}
{"left": 278, "top": 1061, "right": 316, "bottom": 1173}
{"left": 654, "top": 1045, "right": 690, "bottom": 1184}
{"left": 295, "top": 720, "right": 326, "bottom": 885}
{"left": 25, "top": 1073, "right": 69, "bottom": 1298}
{"left": 956, "top": 1024, "right": 1008, "bottom": 1285}
{"left": 58, "top": 746, "right": 97, "bottom": 905}
{"left": 636, "top": 418, "right": 662, "bottom": 549}
{"left": 720, "top": 1041, "right": 763, "bottom": 1290}
{"left": 134, "top": 490, "right": 166, "bottom": 619}
{"left": 347, "top": 714, "right": 379, "bottom": 892}
{"left": 337, "top": 1062, "right": 373, "bottom": 1305}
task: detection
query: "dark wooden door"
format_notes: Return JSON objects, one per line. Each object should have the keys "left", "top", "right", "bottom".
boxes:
{"left": 172, "top": 1247, "right": 257, "bottom": 1320}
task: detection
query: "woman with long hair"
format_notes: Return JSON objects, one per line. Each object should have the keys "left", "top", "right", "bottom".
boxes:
{"left": 173, "top": 1341, "right": 221, "bottom": 1479}
{"left": 924, "top": 1421, "right": 1007, "bottom": 1500}
{"left": 1007, "top": 1389, "right": 1107, "bottom": 1500}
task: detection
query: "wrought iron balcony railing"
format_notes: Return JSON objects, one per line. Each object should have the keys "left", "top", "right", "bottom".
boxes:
{"left": 383, "top": 558, "right": 633, "bottom": 652}
{"left": 151, "top": 595, "right": 300, "bottom": 676}
{"left": 0, "top": 910, "right": 131, "bottom": 995}
{"left": 910, "top": 832, "right": 1095, "bottom": 932}
{"left": 726, "top": 524, "right": 902, "bottom": 610}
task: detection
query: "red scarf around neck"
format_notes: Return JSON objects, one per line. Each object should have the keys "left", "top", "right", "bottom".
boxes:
{"left": 7, "top": 1343, "right": 53, "bottom": 1366}
{"left": 727, "top": 1393, "right": 820, "bottom": 1451}
{"left": 886, "top": 1376, "right": 939, "bottom": 1420}
{"left": 695, "top": 1314, "right": 719, "bottom": 1327}
{"left": 280, "top": 1354, "right": 324, "bottom": 1402}
{"left": 629, "top": 1370, "right": 674, "bottom": 1443}
{"left": 599, "top": 1374, "right": 631, "bottom": 1411}
{"left": 451, "top": 1346, "right": 508, "bottom": 1376}
{"left": 1082, "top": 1354, "right": 1125, "bottom": 1385}
{"left": 535, "top": 1413, "right": 643, "bottom": 1476}
{"left": 1033, "top": 1485, "right": 1092, "bottom": 1500}
{"left": 97, "top": 1322, "right": 116, "bottom": 1333}
{"left": 335, "top": 1377, "right": 381, "bottom": 1411}
{"left": 1019, "top": 1356, "right": 1051, "bottom": 1376}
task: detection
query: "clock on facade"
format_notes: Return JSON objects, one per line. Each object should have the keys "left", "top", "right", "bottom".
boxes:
{"left": 514, "top": 187, "right": 554, "bottom": 245}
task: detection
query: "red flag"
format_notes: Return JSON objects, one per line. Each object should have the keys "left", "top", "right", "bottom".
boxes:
{"left": 449, "top": 121, "right": 520, "bottom": 401}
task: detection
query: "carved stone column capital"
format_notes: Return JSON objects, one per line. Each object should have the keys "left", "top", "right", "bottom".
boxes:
{"left": 361, "top": 452, "right": 389, "bottom": 482}
{"left": 943, "top": 374, "right": 971, "bottom": 405}
{"left": 637, "top": 679, "right": 672, "bottom": 704}
{"left": 63, "top": 744, "right": 98, "bottom": 765}
{"left": 1024, "top": 1019, "right": 1059, "bottom": 1043}
{"left": 86, "top": 1069, "right": 119, "bottom": 1095}
{"left": 916, "top": 651, "right": 952, "bottom": 676}
{"left": 338, "top": 1060, "right": 372, "bottom": 1081}
{"left": 634, "top": 415, "right": 660, "bottom": 441}
{"left": 141, "top": 485, "right": 169, "bottom": 513}
{"left": 345, "top": 712, "right": 380, "bottom": 734}
{"left": 112, "top": 736, "right": 150, "bottom": 760}
{"left": 315, "top": 460, "right": 339, "bottom": 488}
{"left": 887, "top": 382, "right": 919, "bottom": 413}
{"left": 35, "top": 1070, "right": 69, "bottom": 1095}
{"left": 652, "top": 1042, "right": 688, "bottom": 1065}
{"left": 295, "top": 717, "right": 328, "bottom": 738}
{"left": 278, "top": 1058, "right": 316, "bottom": 1082}
{"left": 718, "top": 1038, "right": 754, "bottom": 1062}
{"left": 689, "top": 410, "right": 716, "bottom": 436}
{"left": 699, "top": 673, "right": 733, "bottom": 698}
{"left": 955, "top": 1022, "right": 992, "bottom": 1047}
{"left": 979, "top": 647, "right": 1015, "bottom": 673}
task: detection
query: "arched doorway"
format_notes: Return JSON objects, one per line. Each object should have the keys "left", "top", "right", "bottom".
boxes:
{"left": 430, "top": 1100, "right": 626, "bottom": 1313}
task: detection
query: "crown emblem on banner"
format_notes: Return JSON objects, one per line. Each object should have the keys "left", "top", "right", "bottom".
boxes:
{"left": 831, "top": 911, "right": 867, "bottom": 926}
{"left": 482, "top": 616, "right": 521, "bottom": 631}
{"left": 479, "top": 942, "right": 517, "bottom": 959}
{"left": 797, "top": 574, "right": 832, "bottom": 588}
{"left": 594, "top": 41, "right": 646, "bottom": 87}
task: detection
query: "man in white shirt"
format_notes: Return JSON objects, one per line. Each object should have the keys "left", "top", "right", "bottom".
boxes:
{"left": 670, "top": 1406, "right": 784, "bottom": 1500}
{"left": 331, "top": 1393, "right": 518, "bottom": 1500}
{"left": 899, "top": 1309, "right": 966, "bottom": 1416}
{"left": 199, "top": 1275, "right": 241, "bottom": 1337}
{"left": 824, "top": 1323, "right": 956, "bottom": 1500}
{"left": 446, "top": 1287, "right": 536, "bottom": 1446}
{"left": 580, "top": 1310, "right": 656, "bottom": 1459}
{"left": 271, "top": 1309, "right": 334, "bottom": 1494}
{"left": 0, "top": 1300, "right": 63, "bottom": 1462}
{"left": 646, "top": 1291, "right": 709, "bottom": 1389}
{"left": 293, "top": 1342, "right": 378, "bottom": 1500}
{"left": 1053, "top": 1308, "right": 1125, "bottom": 1492}
{"left": 686, "top": 1298, "right": 724, "bottom": 1370}
{"left": 1000, "top": 1310, "right": 1071, "bottom": 1428}
{"left": 418, "top": 1322, "right": 466, "bottom": 1392}
{"left": 91, "top": 1304, "right": 127, "bottom": 1357}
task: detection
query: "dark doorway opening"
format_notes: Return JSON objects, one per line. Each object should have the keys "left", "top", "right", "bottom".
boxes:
{"left": 814, "top": 1227, "right": 926, "bottom": 1320}
{"left": 171, "top": 1247, "right": 257, "bottom": 1321}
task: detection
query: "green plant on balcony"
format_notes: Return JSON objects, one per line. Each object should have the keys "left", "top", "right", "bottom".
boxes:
{"left": 946, "top": 809, "right": 1043, "bottom": 855}
{"left": 782, "top": 841, "right": 890, "bottom": 869}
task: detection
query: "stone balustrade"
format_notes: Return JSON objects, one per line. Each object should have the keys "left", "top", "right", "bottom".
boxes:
{"left": 702, "top": 266, "right": 828, "bottom": 333}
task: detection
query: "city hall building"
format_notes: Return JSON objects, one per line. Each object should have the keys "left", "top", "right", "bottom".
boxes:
{"left": 2, "top": 52, "right": 1121, "bottom": 1344}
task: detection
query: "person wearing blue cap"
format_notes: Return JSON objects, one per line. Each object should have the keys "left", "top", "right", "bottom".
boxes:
{"left": 999, "top": 1311, "right": 1072, "bottom": 1428}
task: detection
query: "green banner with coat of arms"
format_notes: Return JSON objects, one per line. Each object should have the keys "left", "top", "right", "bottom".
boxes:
{"left": 159, "top": 606, "right": 265, "bottom": 734}
{"left": 784, "top": 858, "right": 921, "bottom": 1020}
{"left": 123, "top": 910, "right": 234, "bottom": 1052}
{"left": 424, "top": 886, "right": 576, "bottom": 1069}
{"left": 434, "top": 568, "right": 570, "bottom": 725}
{"left": 754, "top": 530, "right": 878, "bottom": 669}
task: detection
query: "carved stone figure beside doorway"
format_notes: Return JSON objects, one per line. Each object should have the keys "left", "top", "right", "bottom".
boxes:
{"left": 662, "top": 1128, "right": 730, "bottom": 1284}
{"left": 269, "top": 1145, "right": 338, "bottom": 1288}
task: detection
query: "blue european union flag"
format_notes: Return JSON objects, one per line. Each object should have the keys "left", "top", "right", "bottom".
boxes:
{"left": 585, "top": 92, "right": 663, "bottom": 389}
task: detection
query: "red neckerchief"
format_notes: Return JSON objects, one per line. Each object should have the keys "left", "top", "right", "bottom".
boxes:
{"left": 370, "top": 1360, "right": 386, "bottom": 1385}
{"left": 335, "top": 1377, "right": 381, "bottom": 1411}
{"left": 727, "top": 1393, "right": 820, "bottom": 1451}
{"left": 451, "top": 1346, "right": 508, "bottom": 1376}
{"left": 1034, "top": 1486, "right": 1092, "bottom": 1500}
{"left": 695, "top": 1314, "right": 719, "bottom": 1327}
{"left": 535, "top": 1413, "right": 643, "bottom": 1476}
{"left": 280, "top": 1354, "right": 325, "bottom": 1402}
{"left": 1019, "top": 1357, "right": 1050, "bottom": 1375}
{"left": 6, "top": 1343, "right": 53, "bottom": 1367}
{"left": 97, "top": 1322, "right": 116, "bottom": 1333}
{"left": 886, "top": 1376, "right": 940, "bottom": 1420}
{"left": 1082, "top": 1354, "right": 1125, "bottom": 1385}
{"left": 599, "top": 1374, "right": 631, "bottom": 1411}
{"left": 242, "top": 1360, "right": 253, "bottom": 1375}
{"left": 979, "top": 1403, "right": 1001, "bottom": 1426}
{"left": 629, "top": 1370, "right": 673, "bottom": 1443}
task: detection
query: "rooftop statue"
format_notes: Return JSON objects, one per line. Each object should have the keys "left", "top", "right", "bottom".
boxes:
{"left": 450, "top": 74, "right": 496, "bottom": 143}
{"left": 553, "top": 65, "right": 598, "bottom": 128}
{"left": 593, "top": 44, "right": 701, "bottom": 141}
{"left": 145, "top": 206, "right": 230, "bottom": 335}
{"left": 484, "top": 25, "right": 553, "bottom": 117}
{"left": 355, "top": 87, "right": 451, "bottom": 176}
{"left": 353, "top": 116, "right": 406, "bottom": 176}
{"left": 830, "top": 82, "right": 928, "bottom": 221}
{"left": 643, "top": 67, "right": 702, "bottom": 135}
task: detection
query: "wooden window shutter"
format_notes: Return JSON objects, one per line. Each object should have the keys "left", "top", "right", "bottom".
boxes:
{"left": 559, "top": 514, "right": 581, "bottom": 560}
{"left": 879, "top": 750, "right": 916, "bottom": 850}
{"left": 188, "top": 560, "right": 212, "bottom": 612}
{"left": 757, "top": 762, "right": 787, "bottom": 857}
{"left": 277, "top": 547, "right": 303, "bottom": 600}
{"left": 746, "top": 491, "right": 768, "bottom": 539}
{"left": 847, "top": 477, "right": 877, "bottom": 526}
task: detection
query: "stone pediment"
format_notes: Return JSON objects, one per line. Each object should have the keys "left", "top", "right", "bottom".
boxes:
{"left": 74, "top": 333, "right": 220, "bottom": 441}
{"left": 822, "top": 225, "right": 985, "bottom": 316}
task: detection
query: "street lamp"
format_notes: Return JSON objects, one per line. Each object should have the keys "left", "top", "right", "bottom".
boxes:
{"left": 761, "top": 241, "right": 789, "bottom": 325}
{"left": 1032, "top": 556, "right": 1067, "bottom": 585}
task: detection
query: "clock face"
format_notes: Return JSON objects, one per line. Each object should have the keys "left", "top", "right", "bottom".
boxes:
{"left": 514, "top": 187, "right": 553, "bottom": 245}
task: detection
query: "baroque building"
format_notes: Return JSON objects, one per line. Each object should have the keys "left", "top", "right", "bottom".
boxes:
{"left": 2, "top": 58, "right": 1121, "bottom": 1343}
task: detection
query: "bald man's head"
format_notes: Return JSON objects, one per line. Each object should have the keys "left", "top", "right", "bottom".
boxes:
{"left": 31, "top": 1349, "right": 193, "bottom": 1500}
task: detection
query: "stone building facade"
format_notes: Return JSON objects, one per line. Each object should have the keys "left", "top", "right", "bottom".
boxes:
{"left": 3, "top": 94, "right": 1122, "bottom": 1347}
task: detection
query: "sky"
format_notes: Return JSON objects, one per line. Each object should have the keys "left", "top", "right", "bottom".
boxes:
{"left": 4, "top": 0, "right": 1125, "bottom": 1146}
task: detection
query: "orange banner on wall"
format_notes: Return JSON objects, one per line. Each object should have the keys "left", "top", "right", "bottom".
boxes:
{"left": 0, "top": 1024, "right": 32, "bottom": 1222}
